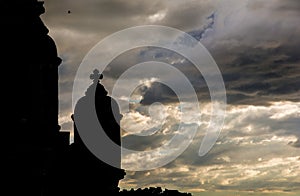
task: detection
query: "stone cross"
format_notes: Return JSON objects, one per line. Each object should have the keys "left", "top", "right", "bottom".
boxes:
{"left": 89, "top": 69, "right": 103, "bottom": 83}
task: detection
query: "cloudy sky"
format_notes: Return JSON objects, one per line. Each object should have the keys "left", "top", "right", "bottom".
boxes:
{"left": 42, "top": 0, "right": 300, "bottom": 195}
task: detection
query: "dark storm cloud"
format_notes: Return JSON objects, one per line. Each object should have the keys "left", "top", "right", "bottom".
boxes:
{"left": 140, "top": 82, "right": 178, "bottom": 105}
{"left": 138, "top": 1, "right": 300, "bottom": 106}
{"left": 43, "top": 0, "right": 166, "bottom": 33}
{"left": 223, "top": 50, "right": 300, "bottom": 104}
{"left": 42, "top": 0, "right": 300, "bottom": 109}
{"left": 157, "top": 0, "right": 215, "bottom": 31}
{"left": 223, "top": 48, "right": 299, "bottom": 103}
{"left": 188, "top": 12, "right": 216, "bottom": 41}
{"left": 43, "top": 0, "right": 215, "bottom": 36}
{"left": 204, "top": 0, "right": 300, "bottom": 105}
{"left": 122, "top": 133, "right": 168, "bottom": 151}
{"left": 139, "top": 45, "right": 300, "bottom": 106}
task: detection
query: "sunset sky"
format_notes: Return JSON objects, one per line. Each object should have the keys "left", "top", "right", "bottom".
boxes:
{"left": 42, "top": 0, "right": 300, "bottom": 195}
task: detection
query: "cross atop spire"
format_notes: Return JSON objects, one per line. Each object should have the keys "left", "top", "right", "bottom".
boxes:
{"left": 89, "top": 69, "right": 103, "bottom": 83}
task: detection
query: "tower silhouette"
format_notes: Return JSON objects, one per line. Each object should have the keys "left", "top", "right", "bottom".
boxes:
{"left": 65, "top": 70, "right": 125, "bottom": 195}
{"left": 3, "top": 0, "right": 68, "bottom": 195}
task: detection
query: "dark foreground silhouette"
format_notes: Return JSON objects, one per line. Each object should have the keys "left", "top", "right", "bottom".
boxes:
{"left": 3, "top": 1, "right": 192, "bottom": 195}
{"left": 120, "top": 187, "right": 192, "bottom": 196}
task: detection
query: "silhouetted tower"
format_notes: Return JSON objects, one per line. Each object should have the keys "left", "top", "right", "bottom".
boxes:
{"left": 2, "top": 1, "right": 67, "bottom": 195}
{"left": 67, "top": 69, "right": 125, "bottom": 195}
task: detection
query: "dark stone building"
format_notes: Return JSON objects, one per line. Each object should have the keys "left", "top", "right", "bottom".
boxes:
{"left": 2, "top": 0, "right": 67, "bottom": 195}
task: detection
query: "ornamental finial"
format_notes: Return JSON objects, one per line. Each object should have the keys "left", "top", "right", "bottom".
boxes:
{"left": 89, "top": 69, "right": 103, "bottom": 83}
